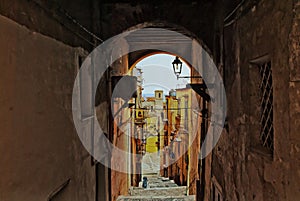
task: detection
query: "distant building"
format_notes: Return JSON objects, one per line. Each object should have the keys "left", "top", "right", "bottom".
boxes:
{"left": 162, "top": 87, "right": 201, "bottom": 194}
{"left": 142, "top": 90, "right": 165, "bottom": 154}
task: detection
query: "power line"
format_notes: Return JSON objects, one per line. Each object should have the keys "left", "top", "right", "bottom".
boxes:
{"left": 31, "top": 0, "right": 103, "bottom": 46}
{"left": 55, "top": 3, "right": 103, "bottom": 43}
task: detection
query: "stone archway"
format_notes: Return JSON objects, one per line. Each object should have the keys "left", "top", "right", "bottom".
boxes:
{"left": 90, "top": 23, "right": 220, "bottom": 200}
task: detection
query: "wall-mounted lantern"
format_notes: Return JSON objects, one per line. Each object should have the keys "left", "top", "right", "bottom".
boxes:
{"left": 172, "top": 56, "right": 183, "bottom": 78}
{"left": 172, "top": 56, "right": 202, "bottom": 80}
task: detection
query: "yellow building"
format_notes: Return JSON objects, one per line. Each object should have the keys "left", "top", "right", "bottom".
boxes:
{"left": 142, "top": 90, "right": 165, "bottom": 153}
{"left": 161, "top": 87, "right": 200, "bottom": 195}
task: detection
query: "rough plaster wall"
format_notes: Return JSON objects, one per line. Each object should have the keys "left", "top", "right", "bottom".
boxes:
{"left": 0, "top": 0, "right": 94, "bottom": 51}
{"left": 110, "top": 47, "right": 131, "bottom": 201}
{"left": 219, "top": 0, "right": 299, "bottom": 200}
{"left": 0, "top": 15, "right": 95, "bottom": 201}
{"left": 288, "top": 0, "right": 300, "bottom": 200}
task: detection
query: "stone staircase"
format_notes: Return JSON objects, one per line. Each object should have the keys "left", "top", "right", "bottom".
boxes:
{"left": 117, "top": 195, "right": 195, "bottom": 201}
{"left": 117, "top": 175, "right": 195, "bottom": 201}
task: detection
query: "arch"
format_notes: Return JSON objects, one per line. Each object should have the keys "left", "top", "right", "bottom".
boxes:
{"left": 128, "top": 51, "right": 191, "bottom": 73}
{"left": 73, "top": 26, "right": 226, "bottom": 173}
{"left": 124, "top": 21, "right": 214, "bottom": 70}
{"left": 125, "top": 21, "right": 213, "bottom": 56}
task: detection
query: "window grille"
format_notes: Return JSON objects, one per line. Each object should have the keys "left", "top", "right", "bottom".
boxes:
{"left": 259, "top": 61, "right": 274, "bottom": 153}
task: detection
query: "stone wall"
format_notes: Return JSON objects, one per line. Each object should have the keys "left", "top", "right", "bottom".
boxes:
{"left": 0, "top": 14, "right": 95, "bottom": 201}
{"left": 213, "top": 0, "right": 300, "bottom": 200}
{"left": 287, "top": 0, "right": 300, "bottom": 199}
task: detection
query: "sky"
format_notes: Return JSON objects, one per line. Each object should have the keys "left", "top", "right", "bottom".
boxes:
{"left": 134, "top": 54, "right": 190, "bottom": 97}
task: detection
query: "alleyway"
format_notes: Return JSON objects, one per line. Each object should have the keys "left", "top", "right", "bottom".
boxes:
{"left": 1, "top": 0, "right": 300, "bottom": 201}
{"left": 117, "top": 175, "right": 195, "bottom": 201}
{"left": 119, "top": 141, "right": 195, "bottom": 201}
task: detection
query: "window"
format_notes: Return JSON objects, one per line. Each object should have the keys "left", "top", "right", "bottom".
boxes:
{"left": 259, "top": 61, "right": 274, "bottom": 153}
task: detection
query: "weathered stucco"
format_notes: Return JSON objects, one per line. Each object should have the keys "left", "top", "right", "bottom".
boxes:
{"left": 215, "top": 0, "right": 300, "bottom": 200}
{"left": 0, "top": 14, "right": 95, "bottom": 201}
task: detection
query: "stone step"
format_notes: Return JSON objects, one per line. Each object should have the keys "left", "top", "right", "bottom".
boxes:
{"left": 138, "top": 176, "right": 177, "bottom": 189}
{"left": 117, "top": 195, "right": 196, "bottom": 201}
{"left": 129, "top": 186, "right": 187, "bottom": 196}
{"left": 147, "top": 178, "right": 172, "bottom": 183}
{"left": 148, "top": 182, "right": 178, "bottom": 188}
{"left": 143, "top": 173, "right": 159, "bottom": 178}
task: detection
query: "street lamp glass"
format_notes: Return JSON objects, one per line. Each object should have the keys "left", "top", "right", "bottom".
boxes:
{"left": 172, "top": 56, "right": 183, "bottom": 76}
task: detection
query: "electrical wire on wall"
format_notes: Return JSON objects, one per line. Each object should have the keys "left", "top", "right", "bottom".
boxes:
{"left": 31, "top": 0, "right": 103, "bottom": 46}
